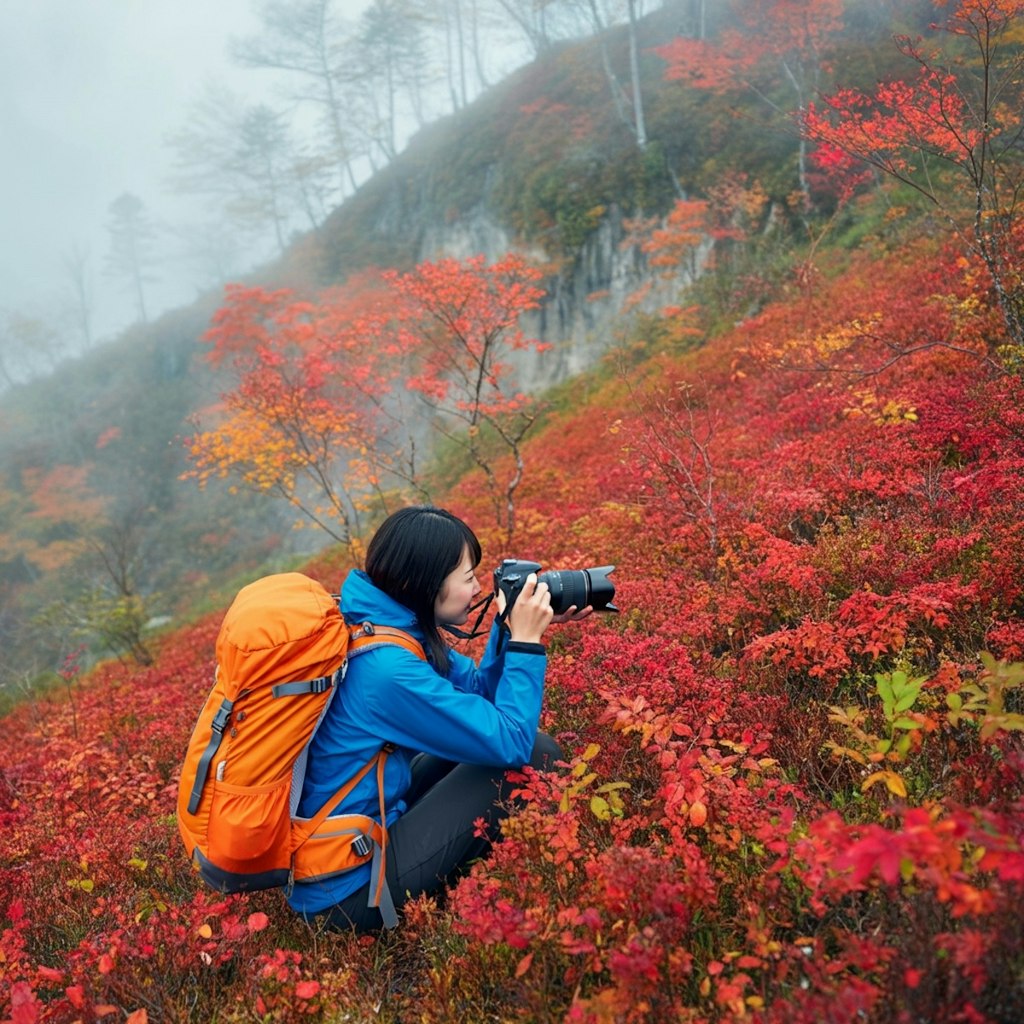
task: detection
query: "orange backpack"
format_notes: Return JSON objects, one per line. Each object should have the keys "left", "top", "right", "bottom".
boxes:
{"left": 176, "top": 572, "right": 424, "bottom": 927}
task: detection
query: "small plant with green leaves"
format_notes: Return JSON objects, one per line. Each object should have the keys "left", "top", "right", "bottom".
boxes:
{"left": 946, "top": 652, "right": 1024, "bottom": 742}
{"left": 825, "top": 668, "right": 930, "bottom": 799}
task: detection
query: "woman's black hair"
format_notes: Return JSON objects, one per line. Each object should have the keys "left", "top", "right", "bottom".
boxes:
{"left": 365, "top": 505, "right": 481, "bottom": 674}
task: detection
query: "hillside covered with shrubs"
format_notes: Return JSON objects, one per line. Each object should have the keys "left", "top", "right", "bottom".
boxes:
{"left": 2, "top": 225, "right": 1023, "bottom": 1020}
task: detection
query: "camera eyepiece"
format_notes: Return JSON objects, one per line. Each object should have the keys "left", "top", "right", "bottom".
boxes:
{"left": 494, "top": 558, "right": 617, "bottom": 616}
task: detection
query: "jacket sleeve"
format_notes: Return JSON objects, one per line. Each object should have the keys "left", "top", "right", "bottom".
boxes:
{"left": 446, "top": 619, "right": 508, "bottom": 700}
{"left": 359, "top": 638, "right": 547, "bottom": 768}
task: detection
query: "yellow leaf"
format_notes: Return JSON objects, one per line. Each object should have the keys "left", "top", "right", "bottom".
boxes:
{"left": 197, "top": 923, "right": 213, "bottom": 939}
{"left": 862, "top": 770, "right": 907, "bottom": 797}
{"left": 594, "top": 781, "right": 630, "bottom": 794}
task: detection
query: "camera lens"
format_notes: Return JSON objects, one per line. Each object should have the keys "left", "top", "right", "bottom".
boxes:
{"left": 538, "top": 566, "right": 616, "bottom": 614}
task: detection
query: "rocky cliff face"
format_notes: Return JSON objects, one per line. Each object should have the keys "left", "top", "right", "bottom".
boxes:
{"left": 417, "top": 202, "right": 707, "bottom": 393}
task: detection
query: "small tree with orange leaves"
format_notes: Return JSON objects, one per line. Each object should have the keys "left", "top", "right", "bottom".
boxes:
{"left": 183, "top": 278, "right": 415, "bottom": 557}
{"left": 623, "top": 174, "right": 772, "bottom": 325}
{"left": 382, "top": 253, "right": 548, "bottom": 541}
{"left": 185, "top": 255, "right": 548, "bottom": 552}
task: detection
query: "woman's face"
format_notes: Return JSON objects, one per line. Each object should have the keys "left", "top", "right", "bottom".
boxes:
{"left": 434, "top": 545, "right": 483, "bottom": 625}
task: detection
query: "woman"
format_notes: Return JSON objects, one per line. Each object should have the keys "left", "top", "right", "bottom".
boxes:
{"left": 288, "top": 505, "right": 590, "bottom": 931}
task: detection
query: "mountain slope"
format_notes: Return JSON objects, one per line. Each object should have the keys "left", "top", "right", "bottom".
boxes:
{"left": 0, "top": 2, "right": 927, "bottom": 697}
{"left": 1, "top": 226, "right": 1021, "bottom": 1020}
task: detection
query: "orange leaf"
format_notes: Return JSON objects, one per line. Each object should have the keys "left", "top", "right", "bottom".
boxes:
{"left": 515, "top": 952, "right": 534, "bottom": 978}
{"left": 689, "top": 800, "right": 708, "bottom": 827}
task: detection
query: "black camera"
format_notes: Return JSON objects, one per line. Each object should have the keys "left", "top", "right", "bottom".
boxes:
{"left": 493, "top": 559, "right": 617, "bottom": 616}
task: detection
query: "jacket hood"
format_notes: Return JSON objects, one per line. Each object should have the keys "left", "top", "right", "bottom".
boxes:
{"left": 340, "top": 569, "right": 422, "bottom": 637}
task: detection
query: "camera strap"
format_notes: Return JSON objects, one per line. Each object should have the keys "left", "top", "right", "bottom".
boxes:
{"left": 441, "top": 592, "right": 496, "bottom": 641}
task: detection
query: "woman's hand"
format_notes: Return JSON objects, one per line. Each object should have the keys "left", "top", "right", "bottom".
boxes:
{"left": 506, "top": 574, "right": 554, "bottom": 645}
{"left": 551, "top": 605, "right": 593, "bottom": 624}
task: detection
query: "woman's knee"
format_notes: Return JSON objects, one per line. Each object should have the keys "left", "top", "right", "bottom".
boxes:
{"left": 529, "top": 731, "right": 563, "bottom": 770}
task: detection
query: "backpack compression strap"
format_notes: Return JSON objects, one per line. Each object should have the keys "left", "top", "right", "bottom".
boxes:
{"left": 186, "top": 695, "right": 233, "bottom": 815}
{"left": 271, "top": 674, "right": 335, "bottom": 697}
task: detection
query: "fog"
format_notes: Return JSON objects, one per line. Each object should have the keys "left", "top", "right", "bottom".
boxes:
{"left": 0, "top": 1, "right": 371, "bottom": 348}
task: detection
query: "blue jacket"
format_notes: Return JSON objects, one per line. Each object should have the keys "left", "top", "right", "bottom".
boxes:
{"left": 287, "top": 569, "right": 547, "bottom": 914}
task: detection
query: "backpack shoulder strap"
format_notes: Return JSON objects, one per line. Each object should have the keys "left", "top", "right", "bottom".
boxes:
{"left": 290, "top": 623, "right": 424, "bottom": 850}
{"left": 290, "top": 624, "right": 424, "bottom": 926}
{"left": 348, "top": 622, "right": 426, "bottom": 661}
{"left": 291, "top": 747, "right": 386, "bottom": 847}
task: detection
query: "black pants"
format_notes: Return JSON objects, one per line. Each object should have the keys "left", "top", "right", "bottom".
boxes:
{"left": 310, "top": 732, "right": 562, "bottom": 932}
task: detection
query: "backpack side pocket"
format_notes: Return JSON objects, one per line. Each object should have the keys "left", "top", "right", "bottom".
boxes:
{"left": 206, "top": 775, "right": 292, "bottom": 873}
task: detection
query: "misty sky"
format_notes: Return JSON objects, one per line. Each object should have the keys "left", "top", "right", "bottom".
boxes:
{"left": 0, "top": 1, "right": 371, "bottom": 343}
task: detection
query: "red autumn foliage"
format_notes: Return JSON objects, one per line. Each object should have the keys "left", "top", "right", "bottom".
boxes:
{"left": 801, "top": 0, "right": 1024, "bottom": 344}
{"left": 657, "top": 0, "right": 845, "bottom": 92}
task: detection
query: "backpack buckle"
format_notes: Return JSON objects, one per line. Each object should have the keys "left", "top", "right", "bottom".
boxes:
{"left": 309, "top": 675, "right": 332, "bottom": 694}
{"left": 350, "top": 621, "right": 376, "bottom": 642}
{"left": 352, "top": 834, "right": 372, "bottom": 858}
